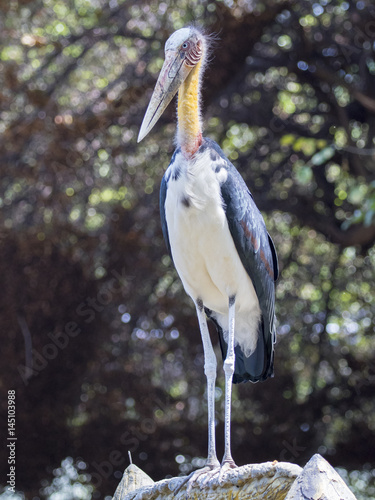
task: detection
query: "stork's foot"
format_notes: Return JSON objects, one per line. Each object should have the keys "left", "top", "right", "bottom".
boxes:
{"left": 172, "top": 459, "right": 238, "bottom": 497}
{"left": 172, "top": 461, "right": 219, "bottom": 497}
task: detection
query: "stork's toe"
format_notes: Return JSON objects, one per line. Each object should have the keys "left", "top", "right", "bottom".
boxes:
{"left": 172, "top": 464, "right": 220, "bottom": 497}
{"left": 218, "top": 459, "right": 238, "bottom": 484}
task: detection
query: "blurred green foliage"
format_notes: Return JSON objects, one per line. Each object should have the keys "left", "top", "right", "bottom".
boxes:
{"left": 1, "top": 0, "right": 375, "bottom": 499}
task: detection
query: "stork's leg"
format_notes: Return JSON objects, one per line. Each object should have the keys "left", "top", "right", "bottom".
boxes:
{"left": 195, "top": 299, "right": 220, "bottom": 468}
{"left": 172, "top": 300, "right": 219, "bottom": 496}
{"left": 221, "top": 295, "right": 237, "bottom": 469}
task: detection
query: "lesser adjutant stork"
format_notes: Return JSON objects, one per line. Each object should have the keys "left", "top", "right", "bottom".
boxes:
{"left": 138, "top": 25, "right": 278, "bottom": 486}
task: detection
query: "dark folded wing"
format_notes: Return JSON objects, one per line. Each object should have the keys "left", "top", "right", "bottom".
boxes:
{"left": 211, "top": 139, "right": 278, "bottom": 382}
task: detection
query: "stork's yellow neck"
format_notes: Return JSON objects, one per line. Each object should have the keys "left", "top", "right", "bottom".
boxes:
{"left": 177, "top": 60, "right": 203, "bottom": 157}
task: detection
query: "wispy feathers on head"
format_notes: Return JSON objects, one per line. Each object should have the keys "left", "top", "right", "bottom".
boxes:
{"left": 138, "top": 25, "right": 220, "bottom": 153}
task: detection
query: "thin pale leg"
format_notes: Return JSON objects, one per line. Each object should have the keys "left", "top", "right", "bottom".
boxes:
{"left": 195, "top": 299, "right": 220, "bottom": 468}
{"left": 219, "top": 295, "right": 237, "bottom": 479}
{"left": 173, "top": 299, "right": 219, "bottom": 496}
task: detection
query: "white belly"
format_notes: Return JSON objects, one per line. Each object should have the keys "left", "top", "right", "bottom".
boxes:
{"left": 164, "top": 154, "right": 261, "bottom": 356}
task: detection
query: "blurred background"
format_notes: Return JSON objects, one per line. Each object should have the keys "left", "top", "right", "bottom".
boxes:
{"left": 1, "top": 0, "right": 375, "bottom": 498}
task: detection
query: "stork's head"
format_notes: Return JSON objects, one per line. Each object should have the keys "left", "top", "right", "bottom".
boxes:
{"left": 137, "top": 26, "right": 206, "bottom": 143}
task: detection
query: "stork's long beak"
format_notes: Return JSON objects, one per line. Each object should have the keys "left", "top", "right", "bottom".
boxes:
{"left": 137, "top": 51, "right": 191, "bottom": 142}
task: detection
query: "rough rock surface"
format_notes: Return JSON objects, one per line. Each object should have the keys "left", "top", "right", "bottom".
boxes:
{"left": 285, "top": 454, "right": 358, "bottom": 500}
{"left": 115, "top": 460, "right": 302, "bottom": 500}
{"left": 113, "top": 454, "right": 358, "bottom": 500}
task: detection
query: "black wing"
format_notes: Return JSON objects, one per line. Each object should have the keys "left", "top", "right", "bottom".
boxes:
{"left": 205, "top": 138, "right": 278, "bottom": 383}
